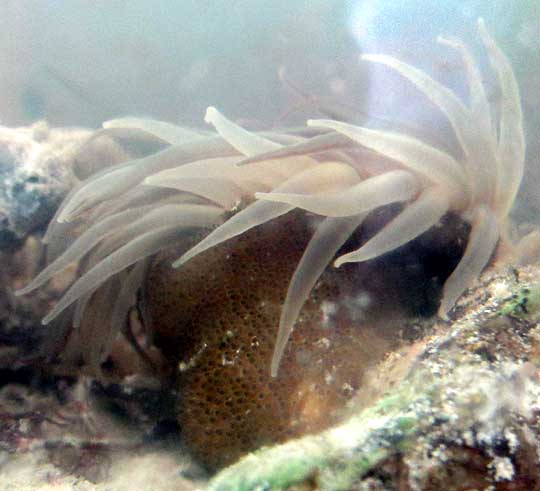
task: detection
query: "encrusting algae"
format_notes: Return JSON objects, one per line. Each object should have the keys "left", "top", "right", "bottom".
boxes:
{"left": 16, "top": 20, "right": 527, "bottom": 470}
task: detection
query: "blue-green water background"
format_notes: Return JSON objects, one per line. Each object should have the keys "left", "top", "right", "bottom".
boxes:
{"left": 2, "top": 1, "right": 536, "bottom": 124}
{"left": 2, "top": 0, "right": 539, "bottom": 214}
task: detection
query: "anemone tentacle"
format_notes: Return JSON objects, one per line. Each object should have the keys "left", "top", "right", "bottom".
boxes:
{"left": 270, "top": 213, "right": 366, "bottom": 376}
{"left": 438, "top": 205, "right": 499, "bottom": 317}
{"left": 19, "top": 20, "right": 524, "bottom": 379}
{"left": 334, "top": 186, "right": 450, "bottom": 267}
{"left": 173, "top": 162, "right": 361, "bottom": 268}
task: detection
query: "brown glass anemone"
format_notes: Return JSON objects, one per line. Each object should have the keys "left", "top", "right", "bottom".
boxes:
{"left": 17, "top": 20, "right": 525, "bottom": 469}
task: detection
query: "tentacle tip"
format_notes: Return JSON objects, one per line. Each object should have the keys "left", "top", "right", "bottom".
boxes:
{"left": 171, "top": 258, "right": 184, "bottom": 269}
{"left": 306, "top": 119, "right": 331, "bottom": 129}
{"left": 58, "top": 212, "right": 77, "bottom": 224}
{"left": 270, "top": 347, "right": 285, "bottom": 377}
{"left": 436, "top": 35, "right": 455, "bottom": 48}
{"left": 437, "top": 307, "right": 450, "bottom": 321}
{"left": 234, "top": 158, "right": 250, "bottom": 167}
{"left": 13, "top": 288, "right": 27, "bottom": 297}
{"left": 270, "top": 359, "right": 280, "bottom": 378}
{"left": 360, "top": 54, "right": 379, "bottom": 62}
{"left": 204, "top": 106, "right": 218, "bottom": 124}
{"left": 334, "top": 257, "right": 346, "bottom": 268}
{"left": 477, "top": 18, "right": 489, "bottom": 37}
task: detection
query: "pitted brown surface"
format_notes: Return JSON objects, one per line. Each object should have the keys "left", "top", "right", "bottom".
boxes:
{"left": 144, "top": 212, "right": 397, "bottom": 470}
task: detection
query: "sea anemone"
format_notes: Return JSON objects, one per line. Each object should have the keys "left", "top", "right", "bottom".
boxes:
{"left": 18, "top": 19, "right": 524, "bottom": 383}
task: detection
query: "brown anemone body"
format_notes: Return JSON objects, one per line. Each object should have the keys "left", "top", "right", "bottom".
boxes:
{"left": 143, "top": 211, "right": 402, "bottom": 470}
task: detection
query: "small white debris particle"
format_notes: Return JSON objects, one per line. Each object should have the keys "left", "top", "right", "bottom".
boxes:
{"left": 462, "top": 430, "right": 475, "bottom": 447}
{"left": 320, "top": 301, "right": 337, "bottom": 328}
{"left": 178, "top": 343, "right": 207, "bottom": 372}
{"left": 504, "top": 428, "right": 519, "bottom": 453}
{"left": 18, "top": 419, "right": 30, "bottom": 433}
{"left": 316, "top": 337, "right": 331, "bottom": 349}
{"left": 341, "top": 383, "right": 354, "bottom": 396}
{"left": 490, "top": 280, "right": 512, "bottom": 299}
{"left": 342, "top": 291, "right": 371, "bottom": 321}
{"left": 490, "top": 456, "right": 514, "bottom": 481}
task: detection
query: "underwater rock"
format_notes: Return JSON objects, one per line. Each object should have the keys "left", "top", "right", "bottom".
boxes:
{"left": 4, "top": 260, "right": 540, "bottom": 489}
{"left": 210, "top": 265, "right": 540, "bottom": 491}
{"left": 0, "top": 123, "right": 171, "bottom": 367}
{"left": 3, "top": 18, "right": 539, "bottom": 489}
{"left": 0, "top": 123, "right": 91, "bottom": 367}
{"left": 0, "top": 122, "right": 87, "bottom": 252}
{"left": 1, "top": 119, "right": 540, "bottom": 489}
{"left": 10, "top": 18, "right": 532, "bottom": 473}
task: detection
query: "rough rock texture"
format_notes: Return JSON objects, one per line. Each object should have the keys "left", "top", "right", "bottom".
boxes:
{"left": 0, "top": 122, "right": 92, "bottom": 368}
{"left": 4, "top": 262, "right": 540, "bottom": 490}
{"left": 0, "top": 122, "right": 87, "bottom": 252}
{"left": 0, "top": 124, "right": 171, "bottom": 368}
{"left": 0, "top": 123, "right": 204, "bottom": 490}
{"left": 2, "top": 123, "right": 540, "bottom": 489}
{"left": 210, "top": 265, "right": 540, "bottom": 491}
{"left": 0, "top": 374, "right": 200, "bottom": 491}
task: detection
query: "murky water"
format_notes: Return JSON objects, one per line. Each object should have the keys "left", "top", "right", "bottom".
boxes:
{"left": 1, "top": 1, "right": 539, "bottom": 489}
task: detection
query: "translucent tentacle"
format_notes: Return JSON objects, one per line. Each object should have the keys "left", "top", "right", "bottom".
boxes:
{"left": 146, "top": 177, "right": 244, "bottom": 209}
{"left": 270, "top": 214, "right": 366, "bottom": 377}
{"left": 79, "top": 277, "right": 119, "bottom": 372}
{"left": 42, "top": 205, "right": 223, "bottom": 324}
{"left": 478, "top": 18, "right": 525, "bottom": 216}
{"left": 205, "top": 107, "right": 280, "bottom": 156}
{"left": 43, "top": 185, "right": 84, "bottom": 243}
{"left": 45, "top": 220, "right": 82, "bottom": 263}
{"left": 17, "top": 206, "right": 156, "bottom": 295}
{"left": 73, "top": 292, "right": 93, "bottom": 330}
{"left": 437, "top": 35, "right": 492, "bottom": 136}
{"left": 173, "top": 162, "right": 361, "bottom": 268}
{"left": 43, "top": 227, "right": 182, "bottom": 324}
{"left": 87, "top": 186, "right": 182, "bottom": 228}
{"left": 173, "top": 201, "right": 292, "bottom": 268}
{"left": 256, "top": 170, "right": 419, "bottom": 217}
{"left": 82, "top": 205, "right": 220, "bottom": 273}
{"left": 144, "top": 155, "right": 284, "bottom": 192}
{"left": 146, "top": 154, "right": 312, "bottom": 192}
{"left": 71, "top": 129, "right": 157, "bottom": 181}
{"left": 335, "top": 187, "right": 449, "bottom": 266}
{"left": 111, "top": 261, "right": 149, "bottom": 336}
{"left": 438, "top": 204, "right": 499, "bottom": 318}
{"left": 103, "top": 117, "right": 205, "bottom": 145}
{"left": 307, "top": 120, "right": 467, "bottom": 190}
{"left": 236, "top": 132, "right": 350, "bottom": 167}
{"left": 56, "top": 137, "right": 238, "bottom": 222}
{"left": 205, "top": 107, "right": 319, "bottom": 177}
{"left": 362, "top": 51, "right": 494, "bottom": 204}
